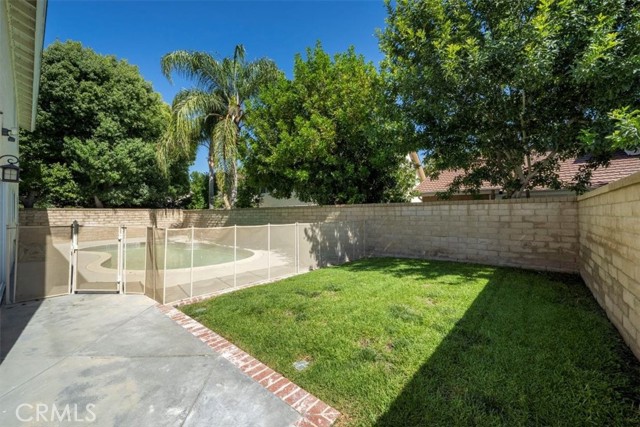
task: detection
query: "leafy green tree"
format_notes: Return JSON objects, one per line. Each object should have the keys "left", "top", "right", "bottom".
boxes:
{"left": 160, "top": 45, "right": 280, "bottom": 209}
{"left": 37, "top": 163, "right": 81, "bottom": 207}
{"left": 20, "top": 40, "right": 189, "bottom": 207}
{"left": 235, "top": 167, "right": 262, "bottom": 208}
{"left": 187, "top": 171, "right": 209, "bottom": 209}
{"left": 381, "top": 0, "right": 640, "bottom": 197}
{"left": 607, "top": 107, "right": 640, "bottom": 150}
{"left": 245, "top": 43, "right": 413, "bottom": 205}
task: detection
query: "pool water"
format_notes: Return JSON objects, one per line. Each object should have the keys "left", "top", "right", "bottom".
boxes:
{"left": 91, "top": 242, "right": 253, "bottom": 270}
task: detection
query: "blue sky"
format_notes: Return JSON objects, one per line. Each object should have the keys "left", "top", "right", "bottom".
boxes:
{"left": 44, "top": 1, "right": 388, "bottom": 172}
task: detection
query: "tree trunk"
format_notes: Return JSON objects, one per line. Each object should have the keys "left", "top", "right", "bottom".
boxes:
{"left": 93, "top": 195, "right": 104, "bottom": 208}
{"left": 222, "top": 171, "right": 232, "bottom": 210}
{"left": 230, "top": 161, "right": 238, "bottom": 208}
{"left": 208, "top": 149, "right": 215, "bottom": 209}
{"left": 21, "top": 191, "right": 37, "bottom": 208}
{"left": 409, "top": 151, "right": 427, "bottom": 182}
{"left": 223, "top": 193, "right": 232, "bottom": 210}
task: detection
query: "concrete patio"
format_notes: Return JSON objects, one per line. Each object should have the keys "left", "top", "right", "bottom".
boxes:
{"left": 0, "top": 294, "right": 301, "bottom": 426}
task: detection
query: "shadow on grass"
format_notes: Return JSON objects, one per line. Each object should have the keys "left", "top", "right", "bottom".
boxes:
{"left": 340, "top": 257, "right": 496, "bottom": 283}
{"left": 360, "top": 261, "right": 640, "bottom": 426}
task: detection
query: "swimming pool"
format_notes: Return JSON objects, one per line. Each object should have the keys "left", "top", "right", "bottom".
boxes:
{"left": 88, "top": 242, "right": 253, "bottom": 270}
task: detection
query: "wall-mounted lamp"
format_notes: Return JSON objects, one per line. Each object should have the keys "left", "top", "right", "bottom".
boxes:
{"left": 2, "top": 127, "right": 17, "bottom": 142}
{"left": 0, "top": 155, "right": 20, "bottom": 183}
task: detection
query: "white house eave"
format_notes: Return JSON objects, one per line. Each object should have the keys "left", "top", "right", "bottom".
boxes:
{"left": 29, "top": 0, "right": 46, "bottom": 130}
{"left": 5, "top": 0, "right": 47, "bottom": 131}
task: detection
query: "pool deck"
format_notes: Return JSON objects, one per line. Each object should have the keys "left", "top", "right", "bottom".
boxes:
{"left": 0, "top": 294, "right": 302, "bottom": 426}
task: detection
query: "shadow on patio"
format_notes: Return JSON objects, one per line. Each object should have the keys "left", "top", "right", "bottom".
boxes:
{"left": 1, "top": 222, "right": 64, "bottom": 360}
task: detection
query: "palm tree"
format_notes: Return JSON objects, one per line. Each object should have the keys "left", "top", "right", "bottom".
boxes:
{"left": 160, "top": 45, "right": 279, "bottom": 209}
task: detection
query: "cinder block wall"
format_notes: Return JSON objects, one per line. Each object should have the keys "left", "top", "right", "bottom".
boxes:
{"left": 18, "top": 190, "right": 640, "bottom": 359}
{"left": 183, "top": 196, "right": 579, "bottom": 272}
{"left": 19, "top": 208, "right": 183, "bottom": 228}
{"left": 578, "top": 171, "right": 640, "bottom": 358}
{"left": 20, "top": 197, "right": 580, "bottom": 273}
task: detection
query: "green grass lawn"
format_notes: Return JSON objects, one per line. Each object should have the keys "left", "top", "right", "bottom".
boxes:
{"left": 182, "top": 258, "right": 640, "bottom": 426}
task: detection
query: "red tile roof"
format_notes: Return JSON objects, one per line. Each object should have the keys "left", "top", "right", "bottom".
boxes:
{"left": 415, "top": 151, "right": 640, "bottom": 195}
{"left": 415, "top": 169, "right": 498, "bottom": 194}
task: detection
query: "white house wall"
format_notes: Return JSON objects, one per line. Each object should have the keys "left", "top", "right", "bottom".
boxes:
{"left": 0, "top": 0, "right": 46, "bottom": 302}
{"left": 0, "top": 1, "right": 20, "bottom": 301}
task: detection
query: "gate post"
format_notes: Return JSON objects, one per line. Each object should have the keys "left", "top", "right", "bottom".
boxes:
{"left": 190, "top": 226, "right": 194, "bottom": 298}
{"left": 120, "top": 225, "right": 127, "bottom": 294}
{"left": 163, "top": 229, "right": 168, "bottom": 305}
{"left": 5, "top": 225, "right": 16, "bottom": 303}
{"left": 295, "top": 222, "right": 299, "bottom": 274}
{"left": 69, "top": 221, "right": 79, "bottom": 294}
{"left": 116, "top": 225, "right": 123, "bottom": 294}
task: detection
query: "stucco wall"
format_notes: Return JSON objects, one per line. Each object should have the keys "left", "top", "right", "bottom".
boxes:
{"left": 578, "top": 171, "right": 640, "bottom": 359}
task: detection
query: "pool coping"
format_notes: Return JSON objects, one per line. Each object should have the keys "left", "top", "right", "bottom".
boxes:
{"left": 77, "top": 241, "right": 262, "bottom": 274}
{"left": 156, "top": 304, "right": 340, "bottom": 427}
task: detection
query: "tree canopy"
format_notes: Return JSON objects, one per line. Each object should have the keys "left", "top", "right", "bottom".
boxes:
{"left": 380, "top": 0, "right": 640, "bottom": 197}
{"left": 187, "top": 171, "right": 209, "bottom": 209}
{"left": 160, "top": 45, "right": 280, "bottom": 209}
{"left": 20, "top": 40, "right": 189, "bottom": 208}
{"left": 245, "top": 43, "right": 414, "bottom": 205}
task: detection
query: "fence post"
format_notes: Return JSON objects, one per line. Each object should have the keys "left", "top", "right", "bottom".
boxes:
{"left": 122, "top": 225, "right": 127, "bottom": 294}
{"left": 12, "top": 225, "right": 20, "bottom": 303}
{"left": 190, "top": 226, "right": 194, "bottom": 298}
{"left": 4, "top": 226, "right": 13, "bottom": 303}
{"left": 163, "top": 229, "right": 168, "bottom": 305}
{"left": 117, "top": 226, "right": 122, "bottom": 293}
{"left": 267, "top": 223, "right": 271, "bottom": 281}
{"left": 351, "top": 220, "right": 356, "bottom": 262}
{"left": 345, "top": 221, "right": 350, "bottom": 263}
{"left": 350, "top": 221, "right": 353, "bottom": 261}
{"left": 69, "top": 221, "right": 79, "bottom": 295}
{"left": 318, "top": 224, "right": 323, "bottom": 268}
{"left": 144, "top": 227, "right": 158, "bottom": 301}
{"left": 295, "top": 222, "right": 299, "bottom": 274}
{"left": 234, "top": 224, "right": 237, "bottom": 288}
{"left": 363, "top": 219, "right": 367, "bottom": 259}
{"left": 142, "top": 227, "right": 147, "bottom": 297}
{"left": 14, "top": 226, "right": 18, "bottom": 302}
{"left": 3, "top": 227, "right": 7, "bottom": 303}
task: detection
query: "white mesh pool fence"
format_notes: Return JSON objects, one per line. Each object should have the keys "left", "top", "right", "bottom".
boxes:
{"left": 4, "top": 221, "right": 366, "bottom": 304}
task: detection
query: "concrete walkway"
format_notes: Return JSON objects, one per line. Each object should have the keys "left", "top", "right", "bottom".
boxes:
{"left": 0, "top": 294, "right": 301, "bottom": 426}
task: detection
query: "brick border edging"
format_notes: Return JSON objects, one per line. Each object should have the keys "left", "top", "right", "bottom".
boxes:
{"left": 156, "top": 304, "right": 340, "bottom": 427}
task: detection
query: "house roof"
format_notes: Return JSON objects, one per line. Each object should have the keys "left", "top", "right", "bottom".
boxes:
{"left": 416, "top": 150, "right": 640, "bottom": 195}
{"left": 556, "top": 151, "right": 640, "bottom": 187}
{"left": 416, "top": 169, "right": 498, "bottom": 194}
{"left": 5, "top": 0, "right": 47, "bottom": 130}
